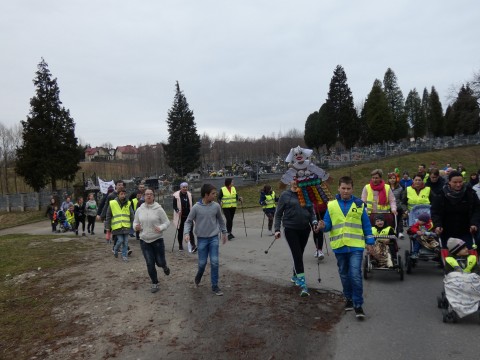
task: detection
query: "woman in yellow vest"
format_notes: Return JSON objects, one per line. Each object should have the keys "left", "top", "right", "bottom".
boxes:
{"left": 361, "top": 169, "right": 397, "bottom": 224}
{"left": 218, "top": 178, "right": 243, "bottom": 240}
{"left": 106, "top": 189, "right": 134, "bottom": 262}
{"left": 319, "top": 176, "right": 374, "bottom": 319}
{"left": 402, "top": 173, "right": 432, "bottom": 215}
{"left": 259, "top": 184, "right": 278, "bottom": 236}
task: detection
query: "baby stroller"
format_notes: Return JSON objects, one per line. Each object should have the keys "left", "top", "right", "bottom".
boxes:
{"left": 437, "top": 237, "right": 480, "bottom": 323}
{"left": 56, "top": 209, "right": 71, "bottom": 233}
{"left": 405, "top": 205, "right": 441, "bottom": 274}
{"left": 363, "top": 213, "right": 404, "bottom": 281}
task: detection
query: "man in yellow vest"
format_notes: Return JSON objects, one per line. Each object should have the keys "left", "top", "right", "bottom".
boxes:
{"left": 106, "top": 189, "right": 134, "bottom": 262}
{"left": 319, "top": 176, "right": 374, "bottom": 319}
{"left": 218, "top": 178, "right": 243, "bottom": 240}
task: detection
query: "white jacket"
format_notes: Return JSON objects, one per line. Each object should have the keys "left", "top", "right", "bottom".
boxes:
{"left": 133, "top": 202, "right": 170, "bottom": 243}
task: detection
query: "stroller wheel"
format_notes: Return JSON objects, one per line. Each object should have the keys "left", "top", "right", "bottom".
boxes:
{"left": 437, "top": 296, "right": 443, "bottom": 309}
{"left": 405, "top": 250, "right": 412, "bottom": 274}
{"left": 398, "top": 255, "right": 404, "bottom": 281}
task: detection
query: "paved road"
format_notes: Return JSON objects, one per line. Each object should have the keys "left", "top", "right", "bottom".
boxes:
{"left": 2, "top": 212, "right": 478, "bottom": 360}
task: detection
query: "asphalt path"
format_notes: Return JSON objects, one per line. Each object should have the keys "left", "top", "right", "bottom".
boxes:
{"left": 2, "top": 211, "right": 479, "bottom": 360}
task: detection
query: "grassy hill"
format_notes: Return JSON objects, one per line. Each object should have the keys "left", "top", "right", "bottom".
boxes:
{"left": 238, "top": 145, "right": 480, "bottom": 208}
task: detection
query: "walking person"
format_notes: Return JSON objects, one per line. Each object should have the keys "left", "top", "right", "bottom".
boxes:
{"left": 133, "top": 188, "right": 171, "bottom": 293}
{"left": 184, "top": 184, "right": 228, "bottom": 296}
{"left": 173, "top": 182, "right": 197, "bottom": 253}
{"left": 74, "top": 196, "right": 87, "bottom": 236}
{"left": 45, "top": 197, "right": 57, "bottom": 232}
{"left": 259, "top": 184, "right": 278, "bottom": 236}
{"left": 218, "top": 178, "right": 243, "bottom": 240}
{"left": 86, "top": 193, "right": 98, "bottom": 235}
{"left": 106, "top": 189, "right": 133, "bottom": 262}
{"left": 387, "top": 172, "right": 405, "bottom": 238}
{"left": 318, "top": 176, "right": 374, "bottom": 319}
{"left": 274, "top": 180, "right": 319, "bottom": 297}
{"left": 361, "top": 169, "right": 397, "bottom": 224}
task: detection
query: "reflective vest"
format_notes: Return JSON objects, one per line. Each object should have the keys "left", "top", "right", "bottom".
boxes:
{"left": 365, "top": 184, "right": 391, "bottom": 214}
{"left": 109, "top": 199, "right": 131, "bottom": 230}
{"left": 372, "top": 226, "right": 392, "bottom": 236}
{"left": 132, "top": 198, "right": 139, "bottom": 211}
{"left": 221, "top": 186, "right": 237, "bottom": 208}
{"left": 445, "top": 255, "right": 477, "bottom": 273}
{"left": 66, "top": 210, "right": 75, "bottom": 225}
{"left": 262, "top": 191, "right": 276, "bottom": 209}
{"left": 328, "top": 200, "right": 365, "bottom": 250}
{"left": 422, "top": 173, "right": 429, "bottom": 184}
{"left": 406, "top": 186, "right": 431, "bottom": 211}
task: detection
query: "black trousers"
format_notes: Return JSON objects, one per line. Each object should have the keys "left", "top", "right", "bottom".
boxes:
{"left": 284, "top": 227, "right": 311, "bottom": 275}
{"left": 222, "top": 207, "right": 236, "bottom": 234}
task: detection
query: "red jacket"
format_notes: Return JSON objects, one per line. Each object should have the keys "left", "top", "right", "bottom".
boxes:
{"left": 408, "top": 219, "right": 434, "bottom": 235}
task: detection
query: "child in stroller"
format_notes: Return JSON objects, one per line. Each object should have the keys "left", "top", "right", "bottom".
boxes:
{"left": 371, "top": 214, "right": 397, "bottom": 268}
{"left": 437, "top": 238, "right": 480, "bottom": 322}
{"left": 407, "top": 212, "right": 440, "bottom": 259}
{"left": 56, "top": 209, "right": 71, "bottom": 232}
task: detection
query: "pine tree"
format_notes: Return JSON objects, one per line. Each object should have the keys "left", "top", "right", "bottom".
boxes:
{"left": 15, "top": 58, "right": 82, "bottom": 191}
{"left": 444, "top": 105, "right": 456, "bottom": 136}
{"left": 163, "top": 81, "right": 201, "bottom": 176}
{"left": 428, "top": 86, "right": 445, "bottom": 137}
{"left": 325, "top": 65, "right": 358, "bottom": 149}
{"left": 362, "top": 79, "right": 394, "bottom": 144}
{"left": 421, "top": 88, "right": 430, "bottom": 136}
{"left": 453, "top": 85, "right": 480, "bottom": 135}
{"left": 405, "top": 89, "right": 424, "bottom": 139}
{"left": 383, "top": 68, "right": 408, "bottom": 140}
{"left": 304, "top": 111, "right": 321, "bottom": 153}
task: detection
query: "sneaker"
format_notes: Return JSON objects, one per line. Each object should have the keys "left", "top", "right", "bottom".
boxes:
{"left": 151, "top": 283, "right": 159, "bottom": 293}
{"left": 345, "top": 299, "right": 354, "bottom": 311}
{"left": 191, "top": 246, "right": 198, "bottom": 254}
{"left": 290, "top": 276, "right": 298, "bottom": 284}
{"left": 410, "top": 253, "right": 418, "bottom": 260}
{"left": 354, "top": 307, "right": 366, "bottom": 319}
{"left": 212, "top": 286, "right": 223, "bottom": 296}
{"left": 294, "top": 275, "right": 306, "bottom": 288}
{"left": 314, "top": 250, "right": 319, "bottom": 258}
{"left": 317, "top": 250, "right": 325, "bottom": 260}
{"left": 128, "top": 249, "right": 132, "bottom": 256}
{"left": 122, "top": 256, "right": 128, "bottom": 262}
{"left": 163, "top": 266, "right": 170, "bottom": 276}
{"left": 227, "top": 234, "right": 234, "bottom": 241}
{"left": 300, "top": 286, "right": 310, "bottom": 297}
{"left": 194, "top": 274, "right": 202, "bottom": 287}
{"left": 113, "top": 252, "right": 118, "bottom": 258}
{"left": 399, "top": 233, "right": 405, "bottom": 239}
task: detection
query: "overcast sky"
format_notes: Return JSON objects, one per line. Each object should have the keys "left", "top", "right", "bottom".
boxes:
{"left": 1, "top": 1, "right": 479, "bottom": 148}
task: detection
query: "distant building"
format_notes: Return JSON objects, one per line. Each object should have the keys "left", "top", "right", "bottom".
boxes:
{"left": 115, "top": 145, "right": 138, "bottom": 160}
{"left": 84, "top": 147, "right": 114, "bottom": 162}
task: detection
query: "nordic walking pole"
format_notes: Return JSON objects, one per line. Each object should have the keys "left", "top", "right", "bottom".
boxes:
{"left": 313, "top": 222, "right": 321, "bottom": 283}
{"left": 172, "top": 223, "right": 179, "bottom": 253}
{"left": 241, "top": 202, "right": 247, "bottom": 237}
{"left": 264, "top": 237, "right": 276, "bottom": 254}
{"left": 261, "top": 212, "right": 266, "bottom": 237}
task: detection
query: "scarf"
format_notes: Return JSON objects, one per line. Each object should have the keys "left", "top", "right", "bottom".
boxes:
{"left": 370, "top": 179, "right": 387, "bottom": 206}
{"left": 443, "top": 184, "right": 467, "bottom": 205}
{"left": 413, "top": 182, "right": 425, "bottom": 194}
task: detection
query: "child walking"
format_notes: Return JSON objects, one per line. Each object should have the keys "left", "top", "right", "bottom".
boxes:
{"left": 184, "top": 184, "right": 228, "bottom": 296}
{"left": 86, "top": 193, "right": 98, "bottom": 235}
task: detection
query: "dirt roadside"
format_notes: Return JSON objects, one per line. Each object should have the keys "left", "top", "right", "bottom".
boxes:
{"left": 2, "top": 210, "right": 344, "bottom": 360}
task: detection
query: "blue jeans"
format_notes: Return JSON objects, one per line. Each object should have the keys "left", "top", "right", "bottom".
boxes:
{"left": 335, "top": 250, "right": 364, "bottom": 308}
{"left": 140, "top": 238, "right": 167, "bottom": 284}
{"left": 114, "top": 234, "right": 129, "bottom": 257}
{"left": 197, "top": 236, "right": 220, "bottom": 289}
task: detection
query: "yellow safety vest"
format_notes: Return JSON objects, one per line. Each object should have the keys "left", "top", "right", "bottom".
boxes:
{"left": 262, "top": 192, "right": 276, "bottom": 209}
{"left": 132, "top": 198, "right": 139, "bottom": 211}
{"left": 328, "top": 200, "right": 365, "bottom": 250}
{"left": 372, "top": 226, "right": 392, "bottom": 236}
{"left": 66, "top": 210, "right": 75, "bottom": 225}
{"left": 221, "top": 186, "right": 237, "bottom": 208}
{"left": 365, "top": 184, "right": 391, "bottom": 214}
{"left": 109, "top": 199, "right": 131, "bottom": 231}
{"left": 406, "top": 186, "right": 431, "bottom": 211}
{"left": 445, "top": 255, "right": 477, "bottom": 273}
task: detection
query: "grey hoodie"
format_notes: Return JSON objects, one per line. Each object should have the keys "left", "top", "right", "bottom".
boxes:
{"left": 185, "top": 200, "right": 227, "bottom": 238}
{"left": 133, "top": 201, "right": 170, "bottom": 243}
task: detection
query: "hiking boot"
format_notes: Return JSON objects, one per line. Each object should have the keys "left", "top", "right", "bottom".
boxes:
{"left": 354, "top": 307, "right": 366, "bottom": 319}
{"left": 151, "top": 283, "right": 159, "bottom": 293}
{"left": 212, "top": 286, "right": 223, "bottom": 296}
{"left": 163, "top": 266, "right": 170, "bottom": 276}
{"left": 317, "top": 250, "right": 325, "bottom": 260}
{"left": 345, "top": 299, "right": 354, "bottom": 311}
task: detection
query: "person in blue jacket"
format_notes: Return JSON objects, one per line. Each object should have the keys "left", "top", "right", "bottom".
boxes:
{"left": 318, "top": 176, "right": 374, "bottom": 319}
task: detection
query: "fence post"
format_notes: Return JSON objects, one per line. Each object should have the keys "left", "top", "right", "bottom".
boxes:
{"left": 19, "top": 193, "right": 25, "bottom": 212}
{"left": 6, "top": 194, "right": 11, "bottom": 212}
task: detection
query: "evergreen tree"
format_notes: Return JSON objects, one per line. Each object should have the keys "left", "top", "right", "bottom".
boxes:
{"left": 15, "top": 58, "right": 82, "bottom": 191}
{"left": 428, "top": 86, "right": 445, "bottom": 137}
{"left": 421, "top": 88, "right": 430, "bottom": 136}
{"left": 362, "top": 79, "right": 394, "bottom": 144}
{"left": 325, "top": 65, "right": 358, "bottom": 149}
{"left": 454, "top": 85, "right": 480, "bottom": 135}
{"left": 163, "top": 81, "right": 201, "bottom": 176}
{"left": 304, "top": 111, "right": 321, "bottom": 153}
{"left": 383, "top": 68, "right": 408, "bottom": 140}
{"left": 444, "top": 105, "right": 456, "bottom": 136}
{"left": 405, "top": 89, "right": 424, "bottom": 139}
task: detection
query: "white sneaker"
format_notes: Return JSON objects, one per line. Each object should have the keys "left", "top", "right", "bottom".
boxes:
{"left": 317, "top": 250, "right": 325, "bottom": 260}
{"left": 314, "top": 250, "right": 319, "bottom": 258}
{"left": 399, "top": 233, "right": 405, "bottom": 239}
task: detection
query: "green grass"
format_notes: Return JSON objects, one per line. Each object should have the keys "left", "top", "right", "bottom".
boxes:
{"left": 0, "top": 211, "right": 45, "bottom": 230}
{"left": 0, "top": 234, "right": 90, "bottom": 359}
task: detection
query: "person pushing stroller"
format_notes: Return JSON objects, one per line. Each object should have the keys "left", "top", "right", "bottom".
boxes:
{"left": 407, "top": 212, "right": 439, "bottom": 259}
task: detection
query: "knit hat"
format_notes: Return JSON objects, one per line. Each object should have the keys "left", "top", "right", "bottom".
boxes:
{"left": 417, "top": 213, "right": 430, "bottom": 223}
{"left": 374, "top": 214, "right": 384, "bottom": 221}
{"left": 180, "top": 182, "right": 188, "bottom": 188}
{"left": 107, "top": 185, "right": 114, "bottom": 193}
{"left": 447, "top": 238, "right": 466, "bottom": 255}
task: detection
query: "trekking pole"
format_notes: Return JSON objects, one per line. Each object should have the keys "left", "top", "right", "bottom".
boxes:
{"left": 324, "top": 233, "right": 330, "bottom": 256}
{"left": 261, "top": 212, "right": 266, "bottom": 237}
{"left": 241, "top": 203, "right": 247, "bottom": 237}
{"left": 264, "top": 237, "right": 276, "bottom": 254}
{"left": 172, "top": 224, "right": 179, "bottom": 253}
{"left": 313, "top": 228, "right": 321, "bottom": 283}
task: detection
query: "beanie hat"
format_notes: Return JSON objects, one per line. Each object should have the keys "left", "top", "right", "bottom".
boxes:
{"left": 417, "top": 213, "right": 430, "bottom": 223}
{"left": 180, "top": 182, "right": 188, "bottom": 188}
{"left": 107, "top": 185, "right": 114, "bottom": 193}
{"left": 447, "top": 238, "right": 466, "bottom": 255}
{"left": 374, "top": 214, "right": 384, "bottom": 221}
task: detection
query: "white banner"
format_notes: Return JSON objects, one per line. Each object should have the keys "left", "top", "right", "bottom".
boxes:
{"left": 98, "top": 177, "right": 115, "bottom": 194}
